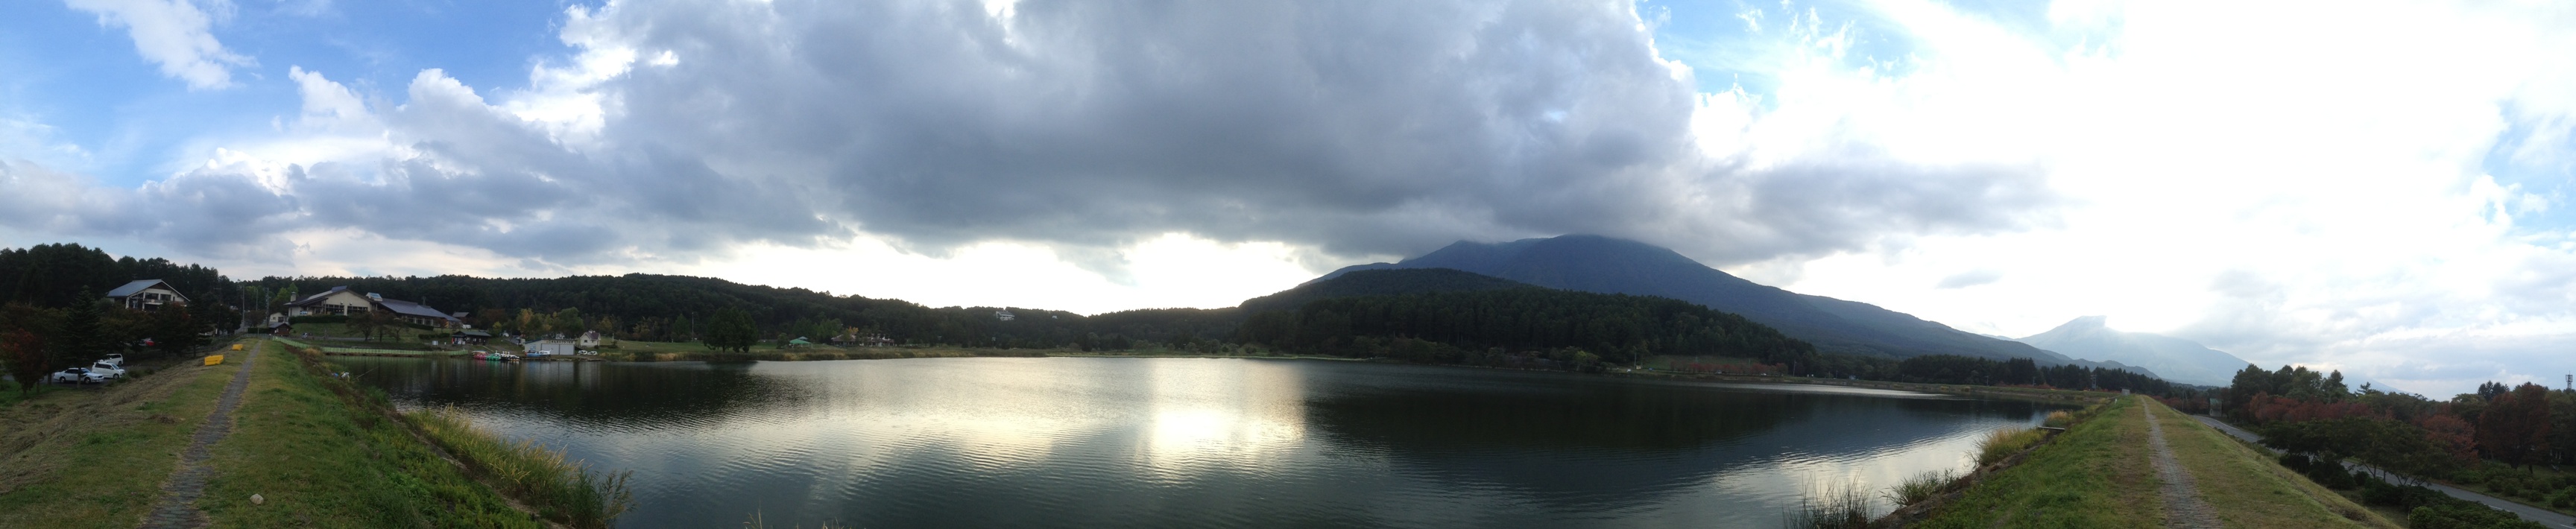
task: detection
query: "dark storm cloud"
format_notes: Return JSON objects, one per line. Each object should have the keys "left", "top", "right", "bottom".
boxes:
{"left": 3, "top": 0, "right": 2059, "bottom": 268}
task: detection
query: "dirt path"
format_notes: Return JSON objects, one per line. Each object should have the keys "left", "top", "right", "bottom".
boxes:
{"left": 137, "top": 343, "right": 259, "bottom": 529}
{"left": 2144, "top": 402, "right": 2223, "bottom": 529}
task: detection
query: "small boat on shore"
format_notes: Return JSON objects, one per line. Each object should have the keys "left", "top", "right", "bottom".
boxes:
{"left": 470, "top": 351, "right": 520, "bottom": 362}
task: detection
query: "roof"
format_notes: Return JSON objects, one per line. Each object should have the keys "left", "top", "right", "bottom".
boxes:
{"left": 454, "top": 329, "right": 493, "bottom": 338}
{"left": 787, "top": 338, "right": 812, "bottom": 345}
{"left": 105, "top": 279, "right": 174, "bottom": 298}
{"left": 287, "top": 286, "right": 353, "bottom": 307}
{"left": 376, "top": 298, "right": 461, "bottom": 323}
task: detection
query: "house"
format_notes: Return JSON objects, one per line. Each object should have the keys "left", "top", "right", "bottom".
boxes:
{"left": 451, "top": 329, "right": 493, "bottom": 345}
{"left": 267, "top": 320, "right": 294, "bottom": 335}
{"left": 104, "top": 279, "right": 189, "bottom": 310}
{"left": 285, "top": 286, "right": 464, "bottom": 329}
{"left": 577, "top": 330, "right": 602, "bottom": 348}
{"left": 525, "top": 339, "right": 578, "bottom": 356}
{"left": 994, "top": 309, "right": 1015, "bottom": 321}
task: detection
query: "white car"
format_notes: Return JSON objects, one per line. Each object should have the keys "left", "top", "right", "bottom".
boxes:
{"left": 98, "top": 353, "right": 124, "bottom": 367}
{"left": 48, "top": 367, "right": 106, "bottom": 384}
{"left": 86, "top": 362, "right": 126, "bottom": 380}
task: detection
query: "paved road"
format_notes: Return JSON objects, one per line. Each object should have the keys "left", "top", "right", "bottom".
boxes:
{"left": 2190, "top": 415, "right": 2576, "bottom": 529}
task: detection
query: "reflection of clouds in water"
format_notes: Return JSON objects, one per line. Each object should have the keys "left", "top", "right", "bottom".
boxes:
{"left": 346, "top": 357, "right": 2064, "bottom": 528}
{"left": 1140, "top": 359, "right": 1310, "bottom": 481}
{"left": 1712, "top": 409, "right": 2034, "bottom": 521}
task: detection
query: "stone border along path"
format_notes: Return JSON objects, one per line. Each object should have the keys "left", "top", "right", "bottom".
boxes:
{"left": 2144, "top": 402, "right": 2223, "bottom": 529}
{"left": 138, "top": 341, "right": 259, "bottom": 529}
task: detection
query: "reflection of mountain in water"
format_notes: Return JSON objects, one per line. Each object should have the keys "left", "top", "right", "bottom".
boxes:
{"left": 335, "top": 358, "right": 805, "bottom": 432}
{"left": 1303, "top": 369, "right": 2052, "bottom": 506}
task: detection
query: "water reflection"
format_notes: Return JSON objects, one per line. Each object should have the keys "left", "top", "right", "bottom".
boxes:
{"left": 333, "top": 356, "right": 2058, "bottom": 528}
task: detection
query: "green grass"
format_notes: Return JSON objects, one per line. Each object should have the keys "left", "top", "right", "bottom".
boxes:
{"left": 0, "top": 378, "right": 34, "bottom": 408}
{"left": 405, "top": 408, "right": 633, "bottom": 528}
{"left": 1913, "top": 397, "right": 2160, "bottom": 529}
{"left": 2144, "top": 401, "right": 2398, "bottom": 528}
{"left": 1976, "top": 427, "right": 2048, "bottom": 466}
{"left": 1916, "top": 398, "right": 2402, "bottom": 529}
{"left": 198, "top": 340, "right": 542, "bottom": 528}
{"left": 0, "top": 338, "right": 244, "bottom": 528}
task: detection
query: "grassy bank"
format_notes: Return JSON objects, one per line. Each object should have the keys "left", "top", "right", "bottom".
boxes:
{"left": 404, "top": 407, "right": 632, "bottom": 527}
{"left": 196, "top": 340, "right": 539, "bottom": 528}
{"left": 0, "top": 339, "right": 241, "bottom": 528}
{"left": 2144, "top": 402, "right": 2399, "bottom": 528}
{"left": 1910, "top": 397, "right": 2398, "bottom": 528}
{"left": 196, "top": 340, "right": 640, "bottom": 528}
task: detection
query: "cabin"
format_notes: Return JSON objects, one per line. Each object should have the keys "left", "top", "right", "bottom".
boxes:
{"left": 267, "top": 320, "right": 294, "bottom": 335}
{"left": 451, "top": 329, "right": 493, "bottom": 345}
{"left": 285, "top": 286, "right": 464, "bottom": 329}
{"left": 994, "top": 309, "right": 1015, "bottom": 322}
{"left": 577, "top": 330, "right": 602, "bottom": 348}
{"left": 104, "top": 279, "right": 189, "bottom": 311}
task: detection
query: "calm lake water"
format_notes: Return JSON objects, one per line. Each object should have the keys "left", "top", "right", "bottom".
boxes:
{"left": 334, "top": 356, "right": 2057, "bottom": 528}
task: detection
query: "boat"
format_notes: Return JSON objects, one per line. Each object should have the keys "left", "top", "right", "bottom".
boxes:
{"left": 470, "top": 351, "right": 520, "bottom": 362}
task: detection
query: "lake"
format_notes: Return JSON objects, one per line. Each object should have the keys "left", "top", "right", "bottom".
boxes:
{"left": 333, "top": 356, "right": 2059, "bottom": 528}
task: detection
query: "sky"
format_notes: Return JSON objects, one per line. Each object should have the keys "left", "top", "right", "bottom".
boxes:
{"left": 0, "top": 0, "right": 2569, "bottom": 396}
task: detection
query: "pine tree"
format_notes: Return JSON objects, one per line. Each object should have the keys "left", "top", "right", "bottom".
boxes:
{"left": 58, "top": 294, "right": 104, "bottom": 366}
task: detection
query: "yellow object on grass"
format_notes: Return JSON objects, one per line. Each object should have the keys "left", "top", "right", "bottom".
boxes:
{"left": 232, "top": 343, "right": 244, "bottom": 351}
{"left": 204, "top": 355, "right": 224, "bottom": 366}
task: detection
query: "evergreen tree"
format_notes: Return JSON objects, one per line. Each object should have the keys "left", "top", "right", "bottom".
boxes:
{"left": 704, "top": 307, "right": 758, "bottom": 353}
{"left": 58, "top": 294, "right": 104, "bottom": 366}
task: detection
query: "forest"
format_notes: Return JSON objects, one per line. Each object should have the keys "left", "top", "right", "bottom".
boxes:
{"left": 1231, "top": 285, "right": 1821, "bottom": 370}
{"left": 1, "top": 245, "right": 2193, "bottom": 399}
{"left": 1, "top": 244, "right": 235, "bottom": 393}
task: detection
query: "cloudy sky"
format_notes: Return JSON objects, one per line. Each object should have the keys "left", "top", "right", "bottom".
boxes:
{"left": 2, "top": 0, "right": 2570, "bottom": 396}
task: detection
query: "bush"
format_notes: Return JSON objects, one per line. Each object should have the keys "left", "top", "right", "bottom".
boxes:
{"left": 1976, "top": 427, "right": 2048, "bottom": 466}
{"left": 2277, "top": 454, "right": 2358, "bottom": 490}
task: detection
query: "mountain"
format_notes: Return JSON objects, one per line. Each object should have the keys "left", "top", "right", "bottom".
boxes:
{"left": 1317, "top": 235, "right": 2139, "bottom": 371}
{"left": 2012, "top": 317, "right": 2254, "bottom": 387}
{"left": 1242, "top": 268, "right": 1531, "bottom": 313}
{"left": 2010, "top": 317, "right": 2247, "bottom": 386}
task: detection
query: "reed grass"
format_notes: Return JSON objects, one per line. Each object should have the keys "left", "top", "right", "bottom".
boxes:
{"left": 1884, "top": 469, "right": 1958, "bottom": 506}
{"left": 406, "top": 407, "right": 635, "bottom": 528}
{"left": 2043, "top": 411, "right": 2074, "bottom": 428}
{"left": 744, "top": 510, "right": 846, "bottom": 528}
{"left": 1976, "top": 427, "right": 2048, "bottom": 466}
{"left": 1783, "top": 480, "right": 1876, "bottom": 529}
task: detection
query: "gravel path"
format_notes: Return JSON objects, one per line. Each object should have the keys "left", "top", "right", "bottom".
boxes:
{"left": 2145, "top": 402, "right": 2223, "bottom": 529}
{"left": 138, "top": 343, "right": 259, "bottom": 529}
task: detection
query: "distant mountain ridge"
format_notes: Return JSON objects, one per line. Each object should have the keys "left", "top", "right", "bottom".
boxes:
{"left": 1318, "top": 235, "right": 2150, "bottom": 373}
{"left": 2011, "top": 317, "right": 2249, "bottom": 387}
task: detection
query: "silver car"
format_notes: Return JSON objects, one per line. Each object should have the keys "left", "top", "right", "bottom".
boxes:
{"left": 48, "top": 367, "right": 105, "bottom": 384}
{"left": 86, "top": 362, "right": 126, "bottom": 380}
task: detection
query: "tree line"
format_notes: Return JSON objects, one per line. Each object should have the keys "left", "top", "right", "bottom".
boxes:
{"left": 2218, "top": 364, "right": 2576, "bottom": 514}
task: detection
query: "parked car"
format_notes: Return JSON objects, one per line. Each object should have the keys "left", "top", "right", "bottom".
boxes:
{"left": 86, "top": 362, "right": 126, "bottom": 380}
{"left": 98, "top": 353, "right": 124, "bottom": 367}
{"left": 48, "top": 367, "right": 106, "bottom": 384}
